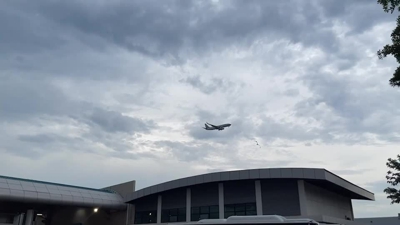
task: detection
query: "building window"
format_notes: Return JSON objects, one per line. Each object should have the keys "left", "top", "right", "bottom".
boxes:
{"left": 161, "top": 207, "right": 186, "bottom": 223}
{"left": 135, "top": 210, "right": 157, "bottom": 224}
{"left": 224, "top": 203, "right": 257, "bottom": 218}
{"left": 191, "top": 205, "right": 219, "bottom": 221}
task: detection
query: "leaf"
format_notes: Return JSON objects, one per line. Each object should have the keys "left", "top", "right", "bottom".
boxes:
{"left": 377, "top": 0, "right": 400, "bottom": 87}
{"left": 383, "top": 154, "right": 400, "bottom": 204}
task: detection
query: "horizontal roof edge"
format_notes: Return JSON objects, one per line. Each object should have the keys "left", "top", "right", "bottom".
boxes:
{"left": 323, "top": 169, "right": 374, "bottom": 196}
{"left": 0, "top": 175, "right": 114, "bottom": 194}
{"left": 124, "top": 167, "right": 374, "bottom": 202}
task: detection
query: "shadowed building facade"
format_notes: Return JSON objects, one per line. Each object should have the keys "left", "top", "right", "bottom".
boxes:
{"left": 0, "top": 168, "right": 375, "bottom": 225}
{"left": 124, "top": 168, "right": 374, "bottom": 225}
{"left": 0, "top": 176, "right": 134, "bottom": 225}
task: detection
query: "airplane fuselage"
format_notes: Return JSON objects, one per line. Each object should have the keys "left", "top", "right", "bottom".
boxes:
{"left": 203, "top": 122, "right": 231, "bottom": 131}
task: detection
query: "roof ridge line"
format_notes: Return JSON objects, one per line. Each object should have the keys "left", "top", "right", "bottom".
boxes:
{"left": 0, "top": 174, "right": 113, "bottom": 193}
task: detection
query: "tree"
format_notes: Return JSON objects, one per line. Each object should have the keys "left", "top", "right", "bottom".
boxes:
{"left": 384, "top": 154, "right": 400, "bottom": 204}
{"left": 377, "top": 0, "right": 400, "bottom": 87}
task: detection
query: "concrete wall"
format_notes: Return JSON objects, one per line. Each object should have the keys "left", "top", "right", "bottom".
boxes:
{"left": 261, "top": 179, "right": 301, "bottom": 216}
{"left": 224, "top": 180, "right": 255, "bottom": 205}
{"left": 304, "top": 181, "right": 353, "bottom": 220}
{"left": 105, "top": 181, "right": 136, "bottom": 197}
{"left": 108, "top": 210, "right": 127, "bottom": 225}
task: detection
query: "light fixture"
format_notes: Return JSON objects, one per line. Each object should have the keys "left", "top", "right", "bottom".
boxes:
{"left": 36, "top": 214, "right": 43, "bottom": 216}
{"left": 94, "top": 208, "right": 98, "bottom": 213}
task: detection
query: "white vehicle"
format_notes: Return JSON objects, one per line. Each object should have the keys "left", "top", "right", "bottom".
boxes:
{"left": 168, "top": 215, "right": 320, "bottom": 225}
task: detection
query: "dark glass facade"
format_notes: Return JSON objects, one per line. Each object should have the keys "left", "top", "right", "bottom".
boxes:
{"left": 191, "top": 205, "right": 219, "bottom": 221}
{"left": 134, "top": 210, "right": 157, "bottom": 224}
{"left": 224, "top": 202, "right": 257, "bottom": 218}
{"left": 161, "top": 207, "right": 186, "bottom": 223}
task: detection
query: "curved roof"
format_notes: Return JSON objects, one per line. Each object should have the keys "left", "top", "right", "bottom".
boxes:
{"left": 124, "top": 168, "right": 374, "bottom": 202}
{"left": 0, "top": 175, "right": 126, "bottom": 210}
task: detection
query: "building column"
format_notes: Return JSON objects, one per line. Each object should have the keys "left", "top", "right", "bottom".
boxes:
{"left": 126, "top": 204, "right": 130, "bottom": 225}
{"left": 186, "top": 188, "right": 191, "bottom": 222}
{"left": 126, "top": 204, "right": 135, "bottom": 225}
{"left": 297, "top": 180, "right": 308, "bottom": 216}
{"left": 218, "top": 183, "right": 224, "bottom": 219}
{"left": 24, "top": 210, "right": 34, "bottom": 225}
{"left": 349, "top": 199, "right": 354, "bottom": 220}
{"left": 255, "top": 180, "right": 263, "bottom": 215}
{"left": 157, "top": 195, "right": 162, "bottom": 224}
{"left": 13, "top": 213, "right": 24, "bottom": 225}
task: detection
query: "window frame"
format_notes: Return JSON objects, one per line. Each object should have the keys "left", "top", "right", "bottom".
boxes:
{"left": 134, "top": 210, "right": 157, "bottom": 224}
{"left": 161, "top": 207, "right": 187, "bottom": 223}
{"left": 224, "top": 202, "right": 257, "bottom": 218}
{"left": 191, "top": 205, "right": 220, "bottom": 221}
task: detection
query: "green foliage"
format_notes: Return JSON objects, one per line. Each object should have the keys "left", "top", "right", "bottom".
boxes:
{"left": 377, "top": 0, "right": 400, "bottom": 13}
{"left": 377, "top": 0, "right": 400, "bottom": 87}
{"left": 384, "top": 154, "right": 400, "bottom": 204}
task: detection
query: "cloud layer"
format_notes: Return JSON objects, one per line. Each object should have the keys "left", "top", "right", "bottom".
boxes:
{"left": 1, "top": 0, "right": 400, "bottom": 218}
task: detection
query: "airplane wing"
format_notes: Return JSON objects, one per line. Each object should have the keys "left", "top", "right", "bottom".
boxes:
{"left": 206, "top": 122, "right": 220, "bottom": 128}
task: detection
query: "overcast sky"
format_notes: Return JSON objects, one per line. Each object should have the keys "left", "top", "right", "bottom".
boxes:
{"left": 1, "top": 0, "right": 400, "bottom": 218}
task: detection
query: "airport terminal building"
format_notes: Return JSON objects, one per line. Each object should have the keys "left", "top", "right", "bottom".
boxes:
{"left": 0, "top": 168, "right": 379, "bottom": 225}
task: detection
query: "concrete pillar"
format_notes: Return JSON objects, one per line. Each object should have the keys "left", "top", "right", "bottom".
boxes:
{"left": 13, "top": 213, "right": 24, "bottom": 225}
{"left": 157, "top": 195, "right": 162, "bottom": 224}
{"left": 255, "top": 180, "right": 263, "bottom": 215}
{"left": 218, "top": 183, "right": 224, "bottom": 219}
{"left": 132, "top": 204, "right": 136, "bottom": 224}
{"left": 297, "top": 180, "right": 308, "bottom": 216}
{"left": 125, "top": 204, "right": 130, "bottom": 225}
{"left": 349, "top": 199, "right": 354, "bottom": 220}
{"left": 126, "top": 204, "right": 135, "bottom": 225}
{"left": 186, "top": 188, "right": 191, "bottom": 222}
{"left": 24, "top": 210, "right": 34, "bottom": 225}
{"left": 13, "top": 214, "right": 19, "bottom": 225}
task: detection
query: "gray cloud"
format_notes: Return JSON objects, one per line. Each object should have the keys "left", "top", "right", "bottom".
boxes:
{"left": 283, "top": 88, "right": 300, "bottom": 97}
{"left": 2, "top": 0, "right": 387, "bottom": 64}
{"left": 0, "top": 75, "right": 156, "bottom": 159}
{"left": 1, "top": 0, "right": 397, "bottom": 149}
{"left": 18, "top": 133, "right": 70, "bottom": 144}
{"left": 256, "top": 116, "right": 325, "bottom": 143}
{"left": 0, "top": 76, "right": 81, "bottom": 120}
{"left": 179, "top": 75, "right": 239, "bottom": 95}
{"left": 330, "top": 169, "right": 372, "bottom": 176}
{"left": 86, "top": 108, "right": 155, "bottom": 134}
{"left": 293, "top": 65, "right": 400, "bottom": 144}
{"left": 153, "top": 140, "right": 217, "bottom": 162}
{"left": 363, "top": 180, "right": 390, "bottom": 194}
{"left": 3, "top": 125, "right": 155, "bottom": 160}
{"left": 318, "top": 0, "right": 397, "bottom": 35}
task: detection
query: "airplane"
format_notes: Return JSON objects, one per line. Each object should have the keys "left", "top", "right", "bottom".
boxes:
{"left": 203, "top": 122, "right": 231, "bottom": 131}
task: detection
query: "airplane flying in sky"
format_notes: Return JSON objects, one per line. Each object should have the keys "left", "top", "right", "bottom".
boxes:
{"left": 203, "top": 122, "right": 231, "bottom": 131}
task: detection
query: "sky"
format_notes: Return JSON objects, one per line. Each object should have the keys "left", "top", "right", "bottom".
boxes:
{"left": 1, "top": 0, "right": 400, "bottom": 218}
